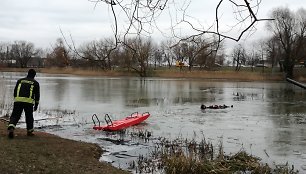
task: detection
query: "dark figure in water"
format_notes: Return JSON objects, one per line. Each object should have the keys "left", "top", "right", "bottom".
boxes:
{"left": 201, "top": 104, "right": 233, "bottom": 110}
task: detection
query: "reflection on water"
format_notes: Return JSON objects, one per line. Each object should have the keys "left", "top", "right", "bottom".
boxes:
{"left": 1, "top": 71, "right": 306, "bottom": 171}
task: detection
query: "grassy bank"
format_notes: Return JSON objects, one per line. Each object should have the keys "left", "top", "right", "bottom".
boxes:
{"left": 41, "top": 67, "right": 286, "bottom": 81}
{"left": 1, "top": 67, "right": 289, "bottom": 81}
{"left": 0, "top": 119, "right": 129, "bottom": 174}
{"left": 134, "top": 137, "right": 298, "bottom": 174}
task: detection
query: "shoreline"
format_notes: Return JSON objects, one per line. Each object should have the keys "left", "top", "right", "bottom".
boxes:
{"left": 0, "top": 119, "right": 129, "bottom": 174}
{"left": 1, "top": 67, "right": 296, "bottom": 82}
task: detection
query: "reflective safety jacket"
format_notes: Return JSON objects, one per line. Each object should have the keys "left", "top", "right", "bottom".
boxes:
{"left": 14, "top": 77, "right": 40, "bottom": 105}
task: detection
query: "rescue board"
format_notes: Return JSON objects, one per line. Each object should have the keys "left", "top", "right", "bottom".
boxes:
{"left": 92, "top": 112, "right": 150, "bottom": 131}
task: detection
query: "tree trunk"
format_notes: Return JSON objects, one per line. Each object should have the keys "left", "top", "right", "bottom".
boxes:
{"left": 286, "top": 64, "right": 294, "bottom": 78}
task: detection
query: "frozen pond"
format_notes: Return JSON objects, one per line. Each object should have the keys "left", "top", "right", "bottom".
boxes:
{"left": 1, "top": 71, "right": 306, "bottom": 172}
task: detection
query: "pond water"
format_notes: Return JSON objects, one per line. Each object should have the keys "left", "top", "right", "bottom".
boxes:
{"left": 1, "top": 71, "right": 306, "bottom": 172}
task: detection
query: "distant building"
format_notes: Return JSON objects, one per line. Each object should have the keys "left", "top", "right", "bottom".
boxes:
{"left": 0, "top": 59, "right": 17, "bottom": 67}
{"left": 27, "top": 57, "right": 45, "bottom": 68}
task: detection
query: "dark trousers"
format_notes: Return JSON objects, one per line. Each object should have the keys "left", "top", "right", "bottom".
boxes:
{"left": 9, "top": 102, "right": 34, "bottom": 131}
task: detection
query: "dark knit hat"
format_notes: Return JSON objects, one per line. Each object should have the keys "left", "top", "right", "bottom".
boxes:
{"left": 27, "top": 69, "right": 36, "bottom": 78}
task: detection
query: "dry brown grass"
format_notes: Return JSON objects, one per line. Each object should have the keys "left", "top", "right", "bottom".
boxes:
{"left": 39, "top": 67, "right": 286, "bottom": 82}
{"left": 155, "top": 69, "right": 284, "bottom": 81}
{"left": 40, "top": 67, "right": 126, "bottom": 77}
{"left": 0, "top": 120, "right": 129, "bottom": 174}
{"left": 134, "top": 137, "right": 298, "bottom": 174}
{"left": 0, "top": 67, "right": 296, "bottom": 82}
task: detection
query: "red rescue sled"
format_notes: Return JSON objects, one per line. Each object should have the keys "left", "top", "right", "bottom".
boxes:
{"left": 92, "top": 112, "right": 150, "bottom": 131}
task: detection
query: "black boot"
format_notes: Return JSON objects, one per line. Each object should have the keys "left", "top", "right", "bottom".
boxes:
{"left": 27, "top": 130, "right": 34, "bottom": 136}
{"left": 7, "top": 127, "right": 14, "bottom": 139}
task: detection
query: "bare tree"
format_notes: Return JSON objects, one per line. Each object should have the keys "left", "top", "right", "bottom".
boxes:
{"left": 59, "top": 0, "right": 271, "bottom": 75}
{"left": 109, "top": 47, "right": 121, "bottom": 69}
{"left": 91, "top": 0, "right": 270, "bottom": 46}
{"left": 47, "top": 38, "right": 71, "bottom": 67}
{"left": 179, "top": 37, "right": 214, "bottom": 71}
{"left": 266, "top": 7, "right": 306, "bottom": 78}
{"left": 0, "top": 43, "right": 9, "bottom": 66}
{"left": 265, "top": 36, "right": 282, "bottom": 69}
{"left": 196, "top": 47, "right": 211, "bottom": 69}
{"left": 79, "top": 38, "right": 116, "bottom": 70}
{"left": 96, "top": 38, "right": 116, "bottom": 70}
{"left": 214, "top": 41, "right": 226, "bottom": 66}
{"left": 254, "top": 39, "right": 267, "bottom": 72}
{"left": 245, "top": 48, "right": 260, "bottom": 71}
{"left": 122, "top": 37, "right": 153, "bottom": 77}
{"left": 152, "top": 44, "right": 163, "bottom": 69}
{"left": 78, "top": 41, "right": 100, "bottom": 69}
{"left": 118, "top": 44, "right": 131, "bottom": 71}
{"left": 194, "top": 37, "right": 223, "bottom": 69}
{"left": 10, "top": 41, "right": 40, "bottom": 68}
{"left": 231, "top": 44, "right": 246, "bottom": 71}
{"left": 161, "top": 39, "right": 175, "bottom": 69}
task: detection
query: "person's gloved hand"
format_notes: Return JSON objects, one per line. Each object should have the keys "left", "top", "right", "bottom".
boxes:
{"left": 34, "top": 103, "right": 38, "bottom": 111}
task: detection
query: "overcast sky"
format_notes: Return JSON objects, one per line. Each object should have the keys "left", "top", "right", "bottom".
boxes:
{"left": 0, "top": 0, "right": 304, "bottom": 51}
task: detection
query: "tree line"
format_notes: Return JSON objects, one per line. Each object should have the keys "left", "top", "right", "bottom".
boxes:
{"left": 231, "top": 7, "right": 306, "bottom": 78}
{"left": 0, "top": 7, "right": 305, "bottom": 78}
{"left": 0, "top": 36, "right": 225, "bottom": 77}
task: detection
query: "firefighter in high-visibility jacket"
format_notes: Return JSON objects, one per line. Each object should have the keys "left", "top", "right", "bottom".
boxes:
{"left": 8, "top": 69, "right": 40, "bottom": 138}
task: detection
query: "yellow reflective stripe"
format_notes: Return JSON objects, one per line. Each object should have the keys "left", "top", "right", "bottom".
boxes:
{"left": 16, "top": 80, "right": 36, "bottom": 103}
{"left": 21, "top": 80, "right": 34, "bottom": 84}
{"left": 8, "top": 124, "right": 16, "bottom": 129}
{"left": 16, "top": 83, "right": 22, "bottom": 97}
{"left": 29, "top": 85, "right": 34, "bottom": 99}
{"left": 14, "top": 97, "right": 35, "bottom": 104}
